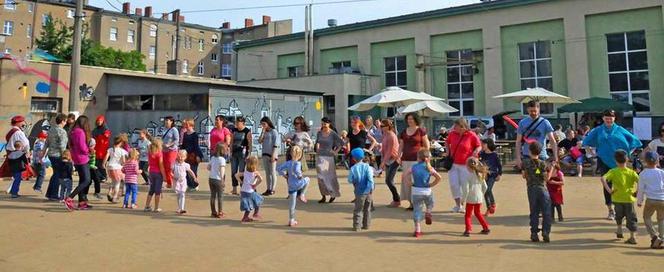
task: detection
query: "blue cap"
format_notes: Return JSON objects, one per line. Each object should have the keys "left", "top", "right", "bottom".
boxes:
{"left": 350, "top": 148, "right": 365, "bottom": 160}
{"left": 644, "top": 151, "right": 659, "bottom": 163}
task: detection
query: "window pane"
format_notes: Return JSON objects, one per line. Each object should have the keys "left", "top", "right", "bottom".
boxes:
{"left": 626, "top": 31, "right": 646, "bottom": 50}
{"left": 538, "top": 78, "right": 553, "bottom": 92}
{"left": 108, "top": 96, "right": 123, "bottom": 110}
{"left": 396, "top": 71, "right": 407, "bottom": 87}
{"left": 189, "top": 94, "right": 208, "bottom": 110}
{"left": 170, "top": 95, "right": 189, "bottom": 110}
{"left": 521, "top": 79, "right": 536, "bottom": 90}
{"left": 449, "top": 101, "right": 460, "bottom": 116}
{"left": 446, "top": 51, "right": 458, "bottom": 61}
{"left": 384, "top": 57, "right": 395, "bottom": 71}
{"left": 629, "top": 72, "right": 649, "bottom": 91}
{"left": 447, "top": 68, "right": 459, "bottom": 82}
{"left": 385, "top": 73, "right": 396, "bottom": 87}
{"left": 460, "top": 66, "right": 473, "bottom": 82}
{"left": 460, "top": 49, "right": 473, "bottom": 61}
{"left": 628, "top": 51, "right": 648, "bottom": 70}
{"left": 611, "top": 93, "right": 629, "bottom": 105}
{"left": 540, "top": 103, "right": 554, "bottom": 115}
{"left": 448, "top": 84, "right": 460, "bottom": 99}
{"left": 632, "top": 92, "right": 650, "bottom": 112}
{"left": 124, "top": 96, "right": 140, "bottom": 110}
{"left": 518, "top": 43, "right": 534, "bottom": 60}
{"left": 606, "top": 34, "right": 625, "bottom": 52}
{"left": 536, "top": 60, "right": 552, "bottom": 77}
{"left": 462, "top": 100, "right": 474, "bottom": 116}
{"left": 155, "top": 95, "right": 170, "bottom": 110}
{"left": 520, "top": 61, "right": 535, "bottom": 78}
{"left": 140, "top": 95, "right": 153, "bottom": 110}
{"left": 609, "top": 73, "right": 628, "bottom": 92}
{"left": 608, "top": 53, "right": 627, "bottom": 72}
{"left": 461, "top": 83, "right": 473, "bottom": 98}
{"left": 536, "top": 41, "right": 551, "bottom": 58}
{"left": 396, "top": 56, "right": 407, "bottom": 70}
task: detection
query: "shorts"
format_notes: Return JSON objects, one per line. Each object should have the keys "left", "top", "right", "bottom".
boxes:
{"left": 108, "top": 169, "right": 124, "bottom": 181}
{"left": 562, "top": 156, "right": 584, "bottom": 165}
{"left": 148, "top": 172, "right": 163, "bottom": 195}
{"left": 614, "top": 202, "right": 638, "bottom": 232}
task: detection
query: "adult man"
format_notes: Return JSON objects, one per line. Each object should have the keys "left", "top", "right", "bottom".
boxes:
{"left": 45, "top": 114, "right": 69, "bottom": 200}
{"left": 515, "top": 101, "right": 559, "bottom": 168}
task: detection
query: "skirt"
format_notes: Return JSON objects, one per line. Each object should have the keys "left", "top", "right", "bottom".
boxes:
{"left": 108, "top": 169, "right": 124, "bottom": 181}
{"left": 400, "top": 161, "right": 417, "bottom": 202}
{"left": 240, "top": 191, "right": 264, "bottom": 211}
{"left": 316, "top": 156, "right": 341, "bottom": 197}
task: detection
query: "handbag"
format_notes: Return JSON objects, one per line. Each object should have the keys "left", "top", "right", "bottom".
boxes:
{"left": 442, "top": 133, "right": 466, "bottom": 170}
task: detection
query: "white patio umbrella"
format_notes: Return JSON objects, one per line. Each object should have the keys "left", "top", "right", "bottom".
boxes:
{"left": 493, "top": 87, "right": 580, "bottom": 104}
{"left": 397, "top": 100, "right": 458, "bottom": 117}
{"left": 348, "top": 86, "right": 444, "bottom": 112}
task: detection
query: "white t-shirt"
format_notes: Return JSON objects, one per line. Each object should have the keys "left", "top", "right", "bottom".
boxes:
{"left": 209, "top": 156, "right": 226, "bottom": 180}
{"left": 647, "top": 138, "right": 664, "bottom": 157}
{"left": 106, "top": 147, "right": 128, "bottom": 170}
{"left": 241, "top": 171, "right": 257, "bottom": 193}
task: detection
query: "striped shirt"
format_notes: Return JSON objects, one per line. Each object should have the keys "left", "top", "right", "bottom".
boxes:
{"left": 122, "top": 160, "right": 140, "bottom": 184}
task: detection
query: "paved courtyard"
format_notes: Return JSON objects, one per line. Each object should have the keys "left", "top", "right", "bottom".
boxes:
{"left": 0, "top": 166, "right": 661, "bottom": 271}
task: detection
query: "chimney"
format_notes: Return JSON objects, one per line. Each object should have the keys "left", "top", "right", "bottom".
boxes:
{"left": 135, "top": 8, "right": 142, "bottom": 17}
{"left": 179, "top": 15, "right": 185, "bottom": 23}
{"left": 221, "top": 22, "right": 230, "bottom": 29}
{"left": 161, "top": 13, "right": 169, "bottom": 20}
{"left": 122, "top": 2, "right": 130, "bottom": 15}
{"left": 262, "top": 15, "right": 271, "bottom": 25}
{"left": 144, "top": 6, "right": 152, "bottom": 17}
{"left": 244, "top": 18, "right": 254, "bottom": 28}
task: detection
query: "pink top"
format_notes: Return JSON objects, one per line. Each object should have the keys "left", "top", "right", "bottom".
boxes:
{"left": 69, "top": 127, "right": 90, "bottom": 165}
{"left": 210, "top": 127, "right": 231, "bottom": 150}
{"left": 381, "top": 131, "right": 399, "bottom": 163}
{"left": 122, "top": 160, "right": 140, "bottom": 184}
{"left": 172, "top": 162, "right": 191, "bottom": 193}
{"left": 148, "top": 151, "right": 163, "bottom": 173}
{"left": 447, "top": 130, "right": 481, "bottom": 165}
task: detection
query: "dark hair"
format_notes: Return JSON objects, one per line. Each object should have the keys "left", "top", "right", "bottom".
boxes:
{"left": 482, "top": 138, "right": 497, "bottom": 152}
{"left": 214, "top": 115, "right": 226, "bottom": 125}
{"left": 236, "top": 116, "right": 246, "bottom": 123}
{"left": 554, "top": 124, "right": 562, "bottom": 130}
{"left": 602, "top": 109, "right": 616, "bottom": 117}
{"left": 67, "top": 113, "right": 76, "bottom": 119}
{"left": 614, "top": 149, "right": 628, "bottom": 164}
{"left": 526, "top": 100, "right": 540, "bottom": 108}
{"left": 55, "top": 113, "right": 67, "bottom": 125}
{"left": 321, "top": 117, "right": 337, "bottom": 133}
{"left": 293, "top": 116, "right": 310, "bottom": 132}
{"left": 380, "top": 119, "right": 395, "bottom": 132}
{"left": 405, "top": 112, "right": 421, "bottom": 126}
{"left": 260, "top": 116, "right": 275, "bottom": 129}
{"left": 528, "top": 142, "right": 542, "bottom": 157}
{"left": 659, "top": 122, "right": 664, "bottom": 133}
{"left": 74, "top": 115, "right": 91, "bottom": 143}
{"left": 164, "top": 116, "right": 174, "bottom": 122}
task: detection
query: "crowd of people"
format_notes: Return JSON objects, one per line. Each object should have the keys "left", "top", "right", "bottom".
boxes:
{"left": 2, "top": 102, "right": 664, "bottom": 249}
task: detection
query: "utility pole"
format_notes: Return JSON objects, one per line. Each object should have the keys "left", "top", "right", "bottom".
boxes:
{"left": 68, "top": 0, "right": 84, "bottom": 112}
{"left": 174, "top": 9, "right": 181, "bottom": 74}
{"left": 153, "top": 19, "right": 159, "bottom": 73}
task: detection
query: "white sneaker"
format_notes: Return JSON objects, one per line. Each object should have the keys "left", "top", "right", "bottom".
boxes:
{"left": 452, "top": 206, "right": 460, "bottom": 213}
{"left": 459, "top": 207, "right": 466, "bottom": 214}
{"left": 607, "top": 210, "right": 616, "bottom": 220}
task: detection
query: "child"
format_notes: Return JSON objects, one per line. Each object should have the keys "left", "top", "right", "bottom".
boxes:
{"left": 547, "top": 162, "right": 565, "bottom": 223}
{"left": 277, "top": 145, "right": 310, "bottom": 227}
{"left": 59, "top": 150, "right": 74, "bottom": 201}
{"left": 144, "top": 139, "right": 166, "bottom": 212}
{"left": 7, "top": 141, "right": 29, "bottom": 198}
{"left": 601, "top": 149, "right": 639, "bottom": 245}
{"left": 88, "top": 138, "right": 103, "bottom": 200}
{"left": 207, "top": 143, "right": 227, "bottom": 218}
{"left": 462, "top": 157, "right": 491, "bottom": 237}
{"left": 173, "top": 150, "right": 197, "bottom": 214}
{"left": 137, "top": 129, "right": 151, "bottom": 185}
{"left": 562, "top": 141, "right": 585, "bottom": 177}
{"left": 479, "top": 138, "right": 502, "bottom": 215}
{"left": 103, "top": 136, "right": 128, "bottom": 203}
{"left": 403, "top": 149, "right": 441, "bottom": 238}
{"left": 235, "top": 156, "right": 264, "bottom": 222}
{"left": 637, "top": 151, "right": 664, "bottom": 249}
{"left": 31, "top": 131, "right": 48, "bottom": 193}
{"left": 122, "top": 149, "right": 141, "bottom": 209}
{"left": 522, "top": 142, "right": 553, "bottom": 243}
{"left": 348, "top": 148, "right": 375, "bottom": 231}
{"left": 340, "top": 130, "right": 350, "bottom": 169}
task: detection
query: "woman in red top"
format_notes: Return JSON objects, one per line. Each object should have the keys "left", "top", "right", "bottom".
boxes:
{"left": 446, "top": 118, "right": 481, "bottom": 213}
{"left": 398, "top": 112, "right": 430, "bottom": 210}
{"left": 209, "top": 115, "right": 231, "bottom": 153}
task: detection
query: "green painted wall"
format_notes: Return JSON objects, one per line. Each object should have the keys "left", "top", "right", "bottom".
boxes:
{"left": 430, "top": 30, "right": 485, "bottom": 116}
{"left": 370, "top": 38, "right": 416, "bottom": 91}
{"left": 277, "top": 52, "right": 305, "bottom": 78}
{"left": 586, "top": 7, "right": 664, "bottom": 115}
{"left": 500, "top": 19, "right": 567, "bottom": 113}
{"left": 319, "top": 46, "right": 358, "bottom": 74}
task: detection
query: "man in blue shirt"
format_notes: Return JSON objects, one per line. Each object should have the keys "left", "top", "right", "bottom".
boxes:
{"left": 348, "top": 148, "right": 374, "bottom": 231}
{"left": 515, "top": 101, "right": 559, "bottom": 168}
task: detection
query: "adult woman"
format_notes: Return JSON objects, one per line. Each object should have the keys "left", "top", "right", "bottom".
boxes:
{"left": 230, "top": 117, "right": 252, "bottom": 195}
{"left": 446, "top": 117, "right": 481, "bottom": 213}
{"left": 162, "top": 116, "right": 179, "bottom": 188}
{"left": 645, "top": 122, "right": 664, "bottom": 167}
{"left": 259, "top": 116, "right": 279, "bottom": 196}
{"left": 63, "top": 116, "right": 93, "bottom": 210}
{"left": 180, "top": 118, "right": 204, "bottom": 190}
{"left": 398, "top": 112, "right": 430, "bottom": 210}
{"left": 285, "top": 116, "right": 313, "bottom": 171}
{"left": 210, "top": 115, "right": 232, "bottom": 154}
{"left": 369, "top": 118, "right": 384, "bottom": 173}
{"left": 380, "top": 119, "right": 400, "bottom": 207}
{"left": 315, "top": 117, "right": 344, "bottom": 203}
{"left": 347, "top": 116, "right": 377, "bottom": 166}
{"left": 45, "top": 113, "right": 68, "bottom": 201}
{"left": 583, "top": 109, "right": 642, "bottom": 220}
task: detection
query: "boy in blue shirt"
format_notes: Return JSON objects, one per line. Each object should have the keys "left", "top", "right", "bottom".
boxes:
{"left": 404, "top": 149, "right": 442, "bottom": 238}
{"left": 348, "top": 148, "right": 374, "bottom": 231}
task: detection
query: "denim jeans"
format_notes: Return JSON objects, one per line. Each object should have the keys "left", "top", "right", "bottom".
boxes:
{"left": 412, "top": 193, "right": 434, "bottom": 223}
{"left": 288, "top": 183, "right": 308, "bottom": 221}
{"left": 527, "top": 185, "right": 552, "bottom": 235}
{"left": 384, "top": 161, "right": 400, "bottom": 202}
{"left": 59, "top": 178, "right": 73, "bottom": 200}
{"left": 32, "top": 162, "right": 45, "bottom": 191}
{"left": 484, "top": 175, "right": 497, "bottom": 206}
{"left": 69, "top": 164, "right": 91, "bottom": 202}
{"left": 230, "top": 152, "right": 246, "bottom": 188}
{"left": 9, "top": 171, "right": 22, "bottom": 196}
{"left": 123, "top": 183, "right": 138, "bottom": 206}
{"left": 45, "top": 156, "right": 63, "bottom": 199}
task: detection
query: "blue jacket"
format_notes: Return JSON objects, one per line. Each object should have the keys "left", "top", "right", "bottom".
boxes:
{"left": 277, "top": 160, "right": 308, "bottom": 193}
{"left": 582, "top": 124, "right": 642, "bottom": 168}
{"left": 348, "top": 162, "right": 374, "bottom": 195}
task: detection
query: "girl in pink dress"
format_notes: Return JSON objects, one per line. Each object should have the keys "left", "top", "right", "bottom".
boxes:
{"left": 173, "top": 150, "right": 197, "bottom": 215}
{"left": 547, "top": 162, "right": 565, "bottom": 222}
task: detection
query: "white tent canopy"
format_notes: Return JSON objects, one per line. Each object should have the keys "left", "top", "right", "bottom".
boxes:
{"left": 397, "top": 100, "right": 458, "bottom": 117}
{"left": 493, "top": 87, "right": 580, "bottom": 104}
{"left": 348, "top": 86, "right": 444, "bottom": 112}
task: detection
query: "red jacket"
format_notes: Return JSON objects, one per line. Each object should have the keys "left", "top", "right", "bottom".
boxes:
{"left": 92, "top": 125, "right": 111, "bottom": 160}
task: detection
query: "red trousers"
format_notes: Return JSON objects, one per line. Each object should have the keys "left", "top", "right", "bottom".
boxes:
{"left": 163, "top": 150, "right": 177, "bottom": 187}
{"left": 465, "top": 203, "right": 490, "bottom": 232}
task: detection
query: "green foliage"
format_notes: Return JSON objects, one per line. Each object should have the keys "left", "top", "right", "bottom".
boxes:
{"left": 35, "top": 14, "right": 146, "bottom": 72}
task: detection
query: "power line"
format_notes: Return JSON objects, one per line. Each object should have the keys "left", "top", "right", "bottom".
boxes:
{"left": 157, "top": 0, "right": 376, "bottom": 14}
{"left": 104, "top": 0, "right": 122, "bottom": 12}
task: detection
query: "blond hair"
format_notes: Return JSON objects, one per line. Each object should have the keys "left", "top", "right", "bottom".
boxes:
{"left": 246, "top": 156, "right": 259, "bottom": 172}
{"left": 454, "top": 117, "right": 470, "bottom": 130}
{"left": 183, "top": 118, "right": 195, "bottom": 129}
{"left": 417, "top": 148, "right": 431, "bottom": 161}
{"left": 213, "top": 143, "right": 227, "bottom": 157}
{"left": 128, "top": 148, "right": 140, "bottom": 161}
{"left": 149, "top": 138, "right": 163, "bottom": 153}
{"left": 290, "top": 145, "right": 303, "bottom": 161}
{"left": 466, "top": 157, "right": 488, "bottom": 179}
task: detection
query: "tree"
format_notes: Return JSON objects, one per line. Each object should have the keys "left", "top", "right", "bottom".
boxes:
{"left": 35, "top": 14, "right": 146, "bottom": 71}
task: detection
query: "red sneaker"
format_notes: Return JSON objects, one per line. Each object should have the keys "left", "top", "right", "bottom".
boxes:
{"left": 63, "top": 197, "right": 74, "bottom": 211}
{"left": 414, "top": 231, "right": 422, "bottom": 238}
{"left": 489, "top": 204, "right": 496, "bottom": 215}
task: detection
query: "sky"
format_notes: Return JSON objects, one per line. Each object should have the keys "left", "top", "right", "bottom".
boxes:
{"left": 90, "top": 0, "right": 479, "bottom": 31}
